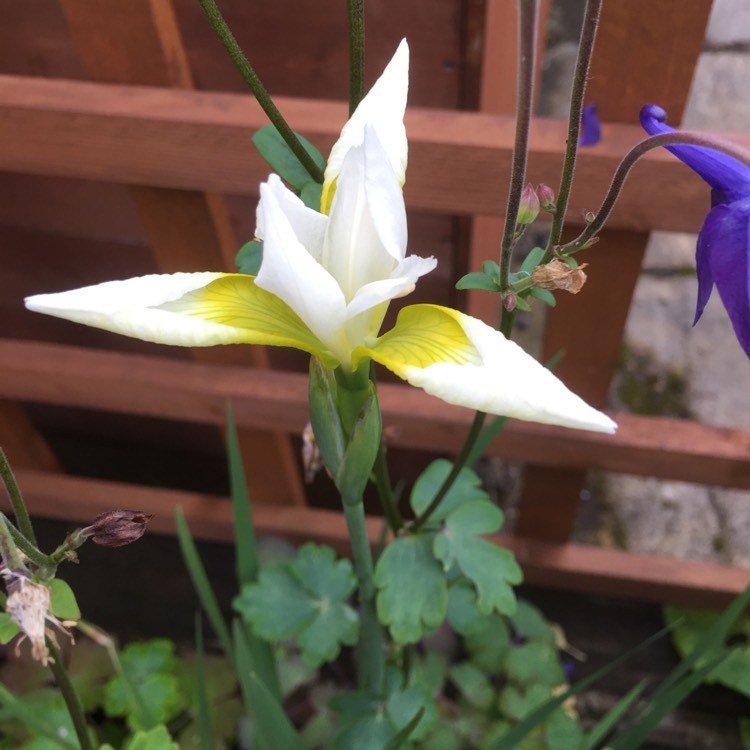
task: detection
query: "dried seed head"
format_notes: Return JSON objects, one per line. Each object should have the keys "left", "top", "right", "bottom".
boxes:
{"left": 5, "top": 575, "right": 55, "bottom": 665}
{"left": 531, "top": 259, "right": 589, "bottom": 294}
{"left": 84, "top": 510, "right": 153, "bottom": 548}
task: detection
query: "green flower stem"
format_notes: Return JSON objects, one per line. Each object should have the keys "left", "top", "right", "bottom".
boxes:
{"left": 410, "top": 410, "right": 486, "bottom": 532}
{"left": 198, "top": 0, "right": 325, "bottom": 184}
{"left": 560, "top": 131, "right": 750, "bottom": 254}
{"left": 47, "top": 642, "right": 95, "bottom": 750}
{"left": 372, "top": 444, "right": 403, "bottom": 534}
{"left": 347, "top": 0, "right": 366, "bottom": 115}
{"left": 544, "top": 0, "right": 603, "bottom": 255}
{"left": 341, "top": 492, "right": 384, "bottom": 694}
{"left": 0, "top": 448, "right": 37, "bottom": 546}
{"left": 1, "top": 513, "right": 53, "bottom": 570}
{"left": 498, "top": 0, "right": 538, "bottom": 291}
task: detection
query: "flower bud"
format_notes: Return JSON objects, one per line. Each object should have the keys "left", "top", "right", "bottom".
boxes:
{"left": 531, "top": 259, "right": 589, "bottom": 294}
{"left": 503, "top": 292, "right": 517, "bottom": 312}
{"left": 582, "top": 210, "right": 596, "bottom": 224}
{"left": 536, "top": 183, "right": 556, "bottom": 213}
{"left": 83, "top": 510, "right": 153, "bottom": 547}
{"left": 516, "top": 184, "right": 540, "bottom": 225}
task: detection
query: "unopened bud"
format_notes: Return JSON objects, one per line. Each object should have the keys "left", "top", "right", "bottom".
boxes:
{"left": 503, "top": 292, "right": 517, "bottom": 312}
{"left": 531, "top": 259, "right": 589, "bottom": 294}
{"left": 302, "top": 421, "right": 324, "bottom": 483}
{"left": 536, "top": 183, "right": 556, "bottom": 213}
{"left": 516, "top": 184, "right": 540, "bottom": 225}
{"left": 582, "top": 210, "right": 596, "bottom": 224}
{"left": 82, "top": 510, "right": 153, "bottom": 548}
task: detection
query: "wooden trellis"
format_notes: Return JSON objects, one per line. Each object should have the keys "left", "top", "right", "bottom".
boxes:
{"left": 1, "top": 0, "right": 749, "bottom": 608}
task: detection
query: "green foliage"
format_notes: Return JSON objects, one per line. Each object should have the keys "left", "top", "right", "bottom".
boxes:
{"left": 234, "top": 542, "right": 358, "bottom": 668}
{"left": 456, "top": 260, "right": 501, "bottom": 293}
{"left": 0, "top": 612, "right": 21, "bottom": 644}
{"left": 121, "top": 725, "right": 178, "bottom": 750}
{"left": 235, "top": 239, "right": 263, "bottom": 275}
{"left": 103, "top": 640, "right": 184, "bottom": 731}
{"left": 48, "top": 579, "right": 80, "bottom": 622}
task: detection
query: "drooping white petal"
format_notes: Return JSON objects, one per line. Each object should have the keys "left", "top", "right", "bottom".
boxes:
{"left": 255, "top": 180, "right": 350, "bottom": 362}
{"left": 256, "top": 174, "right": 328, "bottom": 262}
{"left": 324, "top": 38, "right": 409, "bottom": 186}
{"left": 24, "top": 272, "right": 245, "bottom": 346}
{"left": 362, "top": 304, "right": 617, "bottom": 433}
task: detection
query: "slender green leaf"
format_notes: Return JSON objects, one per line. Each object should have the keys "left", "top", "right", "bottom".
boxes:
{"left": 381, "top": 708, "right": 425, "bottom": 750}
{"left": 235, "top": 239, "right": 263, "bottom": 275}
{"left": 489, "top": 624, "right": 674, "bottom": 750}
{"left": 193, "top": 615, "right": 214, "bottom": 750}
{"left": 455, "top": 271, "right": 500, "bottom": 292}
{"left": 233, "top": 620, "right": 308, "bottom": 750}
{"left": 582, "top": 680, "right": 648, "bottom": 749}
{"left": 466, "top": 416, "right": 508, "bottom": 468}
{"left": 608, "top": 655, "right": 726, "bottom": 750}
{"left": 652, "top": 585, "right": 750, "bottom": 704}
{"left": 226, "top": 402, "right": 259, "bottom": 587}
{"left": 528, "top": 287, "right": 557, "bottom": 307}
{"left": 175, "top": 509, "right": 234, "bottom": 662}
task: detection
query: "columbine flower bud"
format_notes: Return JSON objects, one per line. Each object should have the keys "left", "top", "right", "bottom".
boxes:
{"left": 82, "top": 510, "right": 153, "bottom": 548}
{"left": 516, "top": 184, "right": 540, "bottom": 225}
{"left": 582, "top": 210, "right": 596, "bottom": 224}
{"left": 531, "top": 259, "right": 589, "bottom": 294}
{"left": 536, "top": 183, "right": 556, "bottom": 213}
{"left": 503, "top": 292, "right": 517, "bottom": 312}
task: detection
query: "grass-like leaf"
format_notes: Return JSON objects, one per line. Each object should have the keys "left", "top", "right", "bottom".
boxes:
{"left": 175, "top": 509, "right": 234, "bottom": 662}
{"left": 233, "top": 619, "right": 308, "bottom": 750}
{"left": 226, "top": 402, "right": 259, "bottom": 588}
{"left": 193, "top": 615, "right": 214, "bottom": 750}
{"left": 582, "top": 680, "right": 649, "bottom": 749}
{"left": 381, "top": 707, "right": 425, "bottom": 750}
{"left": 0, "top": 683, "right": 78, "bottom": 749}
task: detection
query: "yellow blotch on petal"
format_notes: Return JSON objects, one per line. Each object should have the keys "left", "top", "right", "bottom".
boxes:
{"left": 355, "top": 304, "right": 482, "bottom": 376}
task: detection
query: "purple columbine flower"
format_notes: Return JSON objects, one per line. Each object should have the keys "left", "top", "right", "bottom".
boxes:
{"left": 579, "top": 103, "right": 601, "bottom": 146}
{"left": 640, "top": 104, "right": 750, "bottom": 357}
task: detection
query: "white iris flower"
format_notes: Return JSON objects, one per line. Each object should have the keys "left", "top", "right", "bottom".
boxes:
{"left": 25, "top": 40, "right": 615, "bottom": 435}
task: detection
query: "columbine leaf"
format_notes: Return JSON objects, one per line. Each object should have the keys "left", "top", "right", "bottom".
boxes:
{"left": 464, "top": 612, "right": 511, "bottom": 672}
{"left": 455, "top": 271, "right": 500, "bottom": 292}
{"left": 374, "top": 534, "right": 446, "bottom": 644}
{"left": 449, "top": 662, "right": 494, "bottom": 711}
{"left": 235, "top": 239, "right": 263, "bottom": 275}
{"left": 433, "top": 500, "right": 521, "bottom": 615}
{"left": 252, "top": 125, "right": 326, "bottom": 192}
{"left": 510, "top": 600, "right": 556, "bottom": 643}
{"left": 528, "top": 287, "right": 557, "bottom": 307}
{"left": 49, "top": 579, "right": 80, "bottom": 621}
{"left": 123, "top": 725, "right": 179, "bottom": 750}
{"left": 504, "top": 641, "right": 566, "bottom": 687}
{"left": 410, "top": 459, "right": 489, "bottom": 524}
{"left": 234, "top": 543, "right": 358, "bottom": 668}
{"left": 446, "top": 581, "right": 486, "bottom": 636}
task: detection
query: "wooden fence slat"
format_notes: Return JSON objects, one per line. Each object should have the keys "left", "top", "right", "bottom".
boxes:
{"left": 9, "top": 468, "right": 749, "bottom": 610}
{"left": 515, "top": 0, "right": 714, "bottom": 541}
{"left": 2, "top": 75, "right": 747, "bottom": 233}
{"left": 1, "top": 340, "right": 749, "bottom": 490}
{"left": 56, "top": 0, "right": 305, "bottom": 506}
{"left": 0, "top": 401, "right": 60, "bottom": 471}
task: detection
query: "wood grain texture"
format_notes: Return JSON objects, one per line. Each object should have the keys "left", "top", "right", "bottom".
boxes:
{"left": 516, "top": 0, "right": 714, "bottom": 541}
{"left": 55, "top": 0, "right": 304, "bottom": 505}
{"left": 0, "top": 340, "right": 748, "bottom": 490}
{"left": 1, "top": 75, "right": 743, "bottom": 232}
{"left": 10, "top": 468, "right": 749, "bottom": 609}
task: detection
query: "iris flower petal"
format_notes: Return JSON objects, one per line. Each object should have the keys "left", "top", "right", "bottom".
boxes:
{"left": 640, "top": 105, "right": 750, "bottom": 203}
{"left": 358, "top": 304, "right": 617, "bottom": 433}
{"left": 255, "top": 179, "right": 350, "bottom": 362}
{"left": 323, "top": 38, "right": 409, "bottom": 210}
{"left": 24, "top": 273, "right": 336, "bottom": 363}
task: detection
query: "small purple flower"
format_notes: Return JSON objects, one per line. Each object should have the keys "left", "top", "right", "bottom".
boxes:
{"left": 579, "top": 103, "right": 601, "bottom": 146}
{"left": 640, "top": 104, "right": 750, "bottom": 357}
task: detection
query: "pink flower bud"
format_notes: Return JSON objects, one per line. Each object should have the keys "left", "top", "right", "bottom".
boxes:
{"left": 536, "top": 183, "right": 556, "bottom": 213}
{"left": 516, "top": 184, "right": 540, "bottom": 225}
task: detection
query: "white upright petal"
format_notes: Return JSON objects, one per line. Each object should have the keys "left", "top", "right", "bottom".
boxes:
{"left": 325, "top": 39, "right": 409, "bottom": 185}
{"left": 23, "top": 273, "right": 250, "bottom": 346}
{"left": 255, "top": 180, "right": 350, "bottom": 362}
{"left": 256, "top": 174, "right": 328, "bottom": 262}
